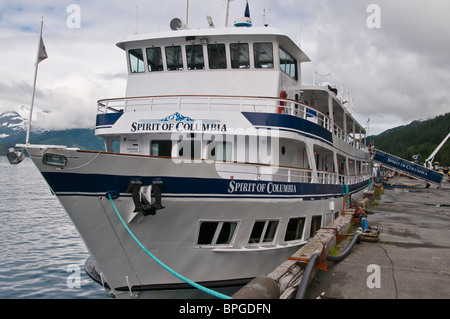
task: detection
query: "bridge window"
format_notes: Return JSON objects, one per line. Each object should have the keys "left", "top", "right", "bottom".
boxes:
{"left": 279, "top": 47, "right": 298, "bottom": 80}
{"left": 230, "top": 43, "right": 250, "bottom": 69}
{"left": 146, "top": 47, "right": 163, "bottom": 72}
{"left": 186, "top": 44, "right": 205, "bottom": 70}
{"left": 254, "top": 42, "right": 273, "bottom": 69}
{"left": 128, "top": 49, "right": 145, "bottom": 73}
{"left": 165, "top": 45, "right": 184, "bottom": 71}
{"left": 208, "top": 43, "right": 227, "bottom": 69}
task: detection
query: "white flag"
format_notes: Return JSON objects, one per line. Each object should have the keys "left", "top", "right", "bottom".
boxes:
{"left": 38, "top": 36, "right": 48, "bottom": 64}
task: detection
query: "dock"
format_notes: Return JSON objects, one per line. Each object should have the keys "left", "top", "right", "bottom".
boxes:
{"left": 305, "top": 176, "right": 450, "bottom": 299}
{"left": 233, "top": 176, "right": 450, "bottom": 299}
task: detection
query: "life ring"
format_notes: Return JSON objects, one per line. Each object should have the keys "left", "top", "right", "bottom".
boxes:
{"left": 278, "top": 90, "right": 287, "bottom": 113}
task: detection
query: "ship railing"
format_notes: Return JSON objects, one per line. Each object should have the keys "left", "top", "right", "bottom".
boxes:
{"left": 255, "top": 166, "right": 314, "bottom": 184}
{"left": 317, "top": 171, "right": 339, "bottom": 184}
{"left": 216, "top": 163, "right": 313, "bottom": 184}
{"left": 338, "top": 173, "right": 372, "bottom": 185}
{"left": 97, "top": 95, "right": 367, "bottom": 151}
{"left": 217, "top": 163, "right": 371, "bottom": 185}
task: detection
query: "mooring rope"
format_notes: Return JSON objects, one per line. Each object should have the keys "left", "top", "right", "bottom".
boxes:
{"left": 107, "top": 194, "right": 232, "bottom": 299}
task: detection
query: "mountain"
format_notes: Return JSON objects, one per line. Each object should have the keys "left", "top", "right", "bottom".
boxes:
{"left": 0, "top": 111, "right": 34, "bottom": 139}
{"left": 369, "top": 112, "right": 450, "bottom": 166}
{"left": 0, "top": 111, "right": 104, "bottom": 154}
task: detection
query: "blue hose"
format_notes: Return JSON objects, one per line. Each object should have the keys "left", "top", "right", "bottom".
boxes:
{"left": 107, "top": 194, "right": 232, "bottom": 299}
{"left": 362, "top": 217, "right": 369, "bottom": 231}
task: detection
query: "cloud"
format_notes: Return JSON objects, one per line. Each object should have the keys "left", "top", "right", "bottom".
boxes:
{"left": 0, "top": 0, "right": 449, "bottom": 134}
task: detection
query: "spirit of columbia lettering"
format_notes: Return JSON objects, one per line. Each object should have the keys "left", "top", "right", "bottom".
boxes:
{"left": 227, "top": 180, "right": 297, "bottom": 194}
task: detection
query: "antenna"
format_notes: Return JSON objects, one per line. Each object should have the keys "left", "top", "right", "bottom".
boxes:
{"left": 186, "top": 0, "right": 189, "bottom": 26}
{"left": 263, "top": 0, "right": 267, "bottom": 26}
{"left": 224, "top": 0, "right": 235, "bottom": 27}
{"left": 134, "top": 6, "right": 138, "bottom": 34}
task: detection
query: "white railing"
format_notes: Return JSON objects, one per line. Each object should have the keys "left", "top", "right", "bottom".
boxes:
{"left": 216, "top": 162, "right": 371, "bottom": 186}
{"left": 97, "top": 95, "right": 367, "bottom": 151}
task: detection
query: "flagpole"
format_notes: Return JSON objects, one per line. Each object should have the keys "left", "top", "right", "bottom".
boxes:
{"left": 26, "top": 17, "right": 44, "bottom": 145}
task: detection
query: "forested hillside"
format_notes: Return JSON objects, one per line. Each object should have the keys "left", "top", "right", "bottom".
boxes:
{"left": 370, "top": 112, "right": 450, "bottom": 166}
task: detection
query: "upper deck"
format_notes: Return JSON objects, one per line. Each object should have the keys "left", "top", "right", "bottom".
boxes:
{"left": 96, "top": 24, "right": 368, "bottom": 155}
{"left": 116, "top": 26, "right": 310, "bottom": 98}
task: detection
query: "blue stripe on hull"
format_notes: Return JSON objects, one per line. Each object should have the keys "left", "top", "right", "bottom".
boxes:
{"left": 241, "top": 112, "right": 333, "bottom": 144}
{"left": 41, "top": 172, "right": 369, "bottom": 199}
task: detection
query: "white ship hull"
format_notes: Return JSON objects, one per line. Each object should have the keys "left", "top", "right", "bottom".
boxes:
{"left": 26, "top": 146, "right": 369, "bottom": 298}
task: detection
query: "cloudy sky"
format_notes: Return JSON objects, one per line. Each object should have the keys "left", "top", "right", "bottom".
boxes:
{"left": 1, "top": 0, "right": 449, "bottom": 134}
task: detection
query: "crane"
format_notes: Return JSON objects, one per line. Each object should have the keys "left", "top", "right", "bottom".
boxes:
{"left": 424, "top": 132, "right": 450, "bottom": 169}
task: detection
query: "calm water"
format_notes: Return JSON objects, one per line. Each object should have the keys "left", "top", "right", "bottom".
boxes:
{"left": 0, "top": 156, "right": 107, "bottom": 298}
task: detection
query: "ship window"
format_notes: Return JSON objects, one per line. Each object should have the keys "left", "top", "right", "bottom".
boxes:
{"left": 279, "top": 47, "right": 298, "bottom": 80}
{"left": 248, "top": 220, "right": 279, "bottom": 244}
{"left": 128, "top": 48, "right": 145, "bottom": 73}
{"left": 42, "top": 153, "right": 67, "bottom": 168}
{"left": 230, "top": 43, "right": 250, "bottom": 69}
{"left": 208, "top": 43, "right": 227, "bottom": 69}
{"left": 254, "top": 42, "right": 273, "bottom": 69}
{"left": 207, "top": 141, "right": 232, "bottom": 161}
{"left": 165, "top": 46, "right": 184, "bottom": 71}
{"left": 146, "top": 47, "right": 163, "bottom": 72}
{"left": 177, "top": 139, "right": 201, "bottom": 159}
{"left": 186, "top": 44, "right": 205, "bottom": 70}
{"left": 284, "top": 217, "right": 306, "bottom": 241}
{"left": 197, "top": 221, "right": 238, "bottom": 246}
{"left": 310, "top": 215, "right": 322, "bottom": 238}
{"left": 150, "top": 140, "right": 172, "bottom": 157}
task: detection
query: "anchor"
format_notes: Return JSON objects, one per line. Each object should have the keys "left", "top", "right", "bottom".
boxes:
{"left": 126, "top": 179, "right": 165, "bottom": 216}
{"left": 7, "top": 148, "right": 25, "bottom": 165}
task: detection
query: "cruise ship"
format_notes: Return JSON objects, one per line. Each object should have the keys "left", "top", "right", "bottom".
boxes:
{"left": 15, "top": 3, "right": 371, "bottom": 298}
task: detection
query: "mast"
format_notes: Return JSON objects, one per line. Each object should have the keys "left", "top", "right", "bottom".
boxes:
{"left": 26, "top": 17, "right": 47, "bottom": 145}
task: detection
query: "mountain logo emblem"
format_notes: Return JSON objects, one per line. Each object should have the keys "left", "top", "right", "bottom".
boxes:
{"left": 160, "top": 112, "right": 194, "bottom": 122}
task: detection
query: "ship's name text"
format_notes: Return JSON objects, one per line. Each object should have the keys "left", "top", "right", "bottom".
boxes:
{"left": 131, "top": 122, "right": 227, "bottom": 132}
{"left": 227, "top": 180, "right": 297, "bottom": 194}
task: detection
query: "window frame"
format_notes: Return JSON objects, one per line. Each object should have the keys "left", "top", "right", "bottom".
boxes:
{"left": 146, "top": 47, "right": 164, "bottom": 72}
{"left": 253, "top": 42, "right": 274, "bottom": 69}
{"left": 230, "top": 42, "right": 250, "bottom": 69}
{"left": 284, "top": 217, "right": 306, "bottom": 242}
{"left": 195, "top": 220, "right": 240, "bottom": 247}
{"left": 150, "top": 140, "right": 172, "bottom": 157}
{"left": 165, "top": 45, "right": 184, "bottom": 71}
{"left": 279, "top": 46, "right": 298, "bottom": 81}
{"left": 186, "top": 44, "right": 205, "bottom": 70}
{"left": 128, "top": 48, "right": 145, "bottom": 73}
{"left": 248, "top": 219, "right": 280, "bottom": 245}
{"left": 206, "top": 140, "right": 232, "bottom": 162}
{"left": 207, "top": 43, "right": 227, "bottom": 69}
